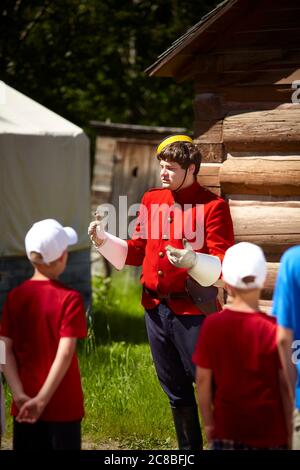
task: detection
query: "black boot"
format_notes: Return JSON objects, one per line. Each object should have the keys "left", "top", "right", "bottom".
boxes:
{"left": 171, "top": 405, "right": 203, "bottom": 450}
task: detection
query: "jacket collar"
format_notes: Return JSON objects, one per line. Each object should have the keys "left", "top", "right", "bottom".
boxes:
{"left": 172, "top": 179, "right": 200, "bottom": 205}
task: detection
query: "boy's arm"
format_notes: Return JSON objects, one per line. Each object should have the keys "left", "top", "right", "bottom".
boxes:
{"left": 195, "top": 366, "right": 214, "bottom": 442}
{"left": 0, "top": 336, "right": 30, "bottom": 410}
{"left": 17, "top": 337, "right": 77, "bottom": 423}
{"left": 278, "top": 369, "right": 294, "bottom": 449}
{"left": 277, "top": 326, "right": 297, "bottom": 397}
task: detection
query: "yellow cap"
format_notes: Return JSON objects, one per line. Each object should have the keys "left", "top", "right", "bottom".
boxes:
{"left": 157, "top": 135, "right": 193, "bottom": 155}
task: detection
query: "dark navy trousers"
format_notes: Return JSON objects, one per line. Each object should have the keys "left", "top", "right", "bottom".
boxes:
{"left": 145, "top": 302, "right": 205, "bottom": 407}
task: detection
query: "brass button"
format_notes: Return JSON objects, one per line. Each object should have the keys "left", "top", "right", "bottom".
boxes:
{"left": 158, "top": 270, "right": 163, "bottom": 277}
{"left": 159, "top": 251, "right": 164, "bottom": 258}
{"left": 167, "top": 217, "right": 173, "bottom": 223}
{"left": 162, "top": 234, "right": 168, "bottom": 240}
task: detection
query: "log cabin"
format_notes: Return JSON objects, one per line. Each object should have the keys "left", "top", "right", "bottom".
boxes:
{"left": 146, "top": 0, "right": 300, "bottom": 312}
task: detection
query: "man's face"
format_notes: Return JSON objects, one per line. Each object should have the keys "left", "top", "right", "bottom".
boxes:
{"left": 159, "top": 160, "right": 187, "bottom": 190}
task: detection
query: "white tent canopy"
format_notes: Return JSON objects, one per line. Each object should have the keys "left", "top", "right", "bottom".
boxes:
{"left": 0, "top": 81, "right": 90, "bottom": 257}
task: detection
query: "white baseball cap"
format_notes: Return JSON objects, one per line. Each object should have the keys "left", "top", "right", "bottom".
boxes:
{"left": 222, "top": 242, "right": 267, "bottom": 290}
{"left": 25, "top": 219, "right": 78, "bottom": 264}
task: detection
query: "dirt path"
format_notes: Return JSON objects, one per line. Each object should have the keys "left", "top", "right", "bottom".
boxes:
{"left": 1, "top": 438, "right": 11, "bottom": 450}
{"left": 1, "top": 437, "right": 123, "bottom": 450}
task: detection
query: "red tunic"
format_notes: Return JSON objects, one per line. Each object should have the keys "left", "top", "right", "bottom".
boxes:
{"left": 192, "top": 308, "right": 288, "bottom": 448}
{"left": 1, "top": 279, "right": 87, "bottom": 421}
{"left": 126, "top": 181, "right": 234, "bottom": 315}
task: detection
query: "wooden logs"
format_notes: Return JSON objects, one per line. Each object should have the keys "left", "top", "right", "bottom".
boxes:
{"left": 220, "top": 86, "right": 293, "bottom": 103}
{"left": 194, "top": 93, "right": 225, "bottom": 120}
{"left": 258, "top": 300, "right": 273, "bottom": 315}
{"left": 194, "top": 120, "right": 223, "bottom": 143}
{"left": 265, "top": 262, "right": 279, "bottom": 290}
{"left": 223, "top": 109, "right": 300, "bottom": 151}
{"left": 197, "top": 162, "right": 220, "bottom": 188}
{"left": 229, "top": 200, "right": 300, "bottom": 256}
{"left": 194, "top": 143, "right": 225, "bottom": 162}
{"left": 220, "top": 156, "right": 300, "bottom": 196}
{"left": 215, "top": 262, "right": 279, "bottom": 291}
{"left": 262, "top": 262, "right": 280, "bottom": 299}
{"left": 193, "top": 93, "right": 225, "bottom": 144}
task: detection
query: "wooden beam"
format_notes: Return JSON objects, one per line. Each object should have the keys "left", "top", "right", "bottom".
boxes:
{"left": 229, "top": 200, "right": 300, "bottom": 254}
{"left": 265, "top": 262, "right": 279, "bottom": 291}
{"left": 258, "top": 300, "right": 273, "bottom": 314}
{"left": 194, "top": 93, "right": 226, "bottom": 120}
{"left": 220, "top": 86, "right": 292, "bottom": 102}
{"left": 223, "top": 109, "right": 300, "bottom": 151}
{"left": 193, "top": 120, "right": 223, "bottom": 144}
{"left": 193, "top": 49, "right": 284, "bottom": 73}
{"left": 234, "top": 27, "right": 300, "bottom": 34}
{"left": 194, "top": 68, "right": 300, "bottom": 88}
{"left": 220, "top": 157, "right": 300, "bottom": 196}
{"left": 261, "top": 262, "right": 280, "bottom": 299}
{"left": 177, "top": 46, "right": 300, "bottom": 82}
{"left": 197, "top": 163, "right": 221, "bottom": 187}
{"left": 220, "top": 28, "right": 300, "bottom": 48}
{"left": 224, "top": 102, "right": 300, "bottom": 112}
{"left": 194, "top": 143, "right": 225, "bottom": 163}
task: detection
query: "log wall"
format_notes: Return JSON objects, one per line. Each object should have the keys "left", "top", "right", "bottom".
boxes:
{"left": 197, "top": 162, "right": 221, "bottom": 196}
{"left": 220, "top": 156, "right": 300, "bottom": 196}
{"left": 229, "top": 200, "right": 300, "bottom": 256}
{"left": 223, "top": 109, "right": 300, "bottom": 152}
{"left": 193, "top": 92, "right": 300, "bottom": 309}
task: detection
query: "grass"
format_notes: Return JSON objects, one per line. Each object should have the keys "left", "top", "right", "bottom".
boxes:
{"left": 3, "top": 271, "right": 177, "bottom": 450}
{"left": 81, "top": 271, "right": 177, "bottom": 449}
{"left": 90, "top": 270, "right": 147, "bottom": 345}
{"left": 80, "top": 342, "right": 175, "bottom": 449}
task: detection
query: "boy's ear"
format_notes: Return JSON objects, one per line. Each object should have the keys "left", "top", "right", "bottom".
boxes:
{"left": 224, "top": 282, "right": 235, "bottom": 297}
{"left": 188, "top": 163, "right": 195, "bottom": 175}
{"left": 58, "top": 250, "right": 68, "bottom": 262}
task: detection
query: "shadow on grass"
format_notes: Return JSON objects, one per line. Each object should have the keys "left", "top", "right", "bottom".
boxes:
{"left": 92, "top": 308, "right": 148, "bottom": 345}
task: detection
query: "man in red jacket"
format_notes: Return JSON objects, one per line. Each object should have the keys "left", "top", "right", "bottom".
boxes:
{"left": 89, "top": 135, "right": 234, "bottom": 449}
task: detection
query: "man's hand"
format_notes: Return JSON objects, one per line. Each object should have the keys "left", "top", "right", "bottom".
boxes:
{"left": 166, "top": 239, "right": 196, "bottom": 269}
{"left": 88, "top": 212, "right": 107, "bottom": 248}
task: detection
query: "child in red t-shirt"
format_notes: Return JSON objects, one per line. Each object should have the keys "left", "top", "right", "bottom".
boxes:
{"left": 193, "top": 242, "right": 293, "bottom": 450}
{"left": 0, "top": 219, "right": 87, "bottom": 450}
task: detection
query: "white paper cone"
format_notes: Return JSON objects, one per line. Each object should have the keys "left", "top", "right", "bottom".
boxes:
{"left": 97, "top": 232, "right": 128, "bottom": 270}
{"left": 188, "top": 252, "right": 221, "bottom": 286}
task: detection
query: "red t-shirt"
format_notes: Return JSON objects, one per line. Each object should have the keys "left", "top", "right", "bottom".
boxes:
{"left": 192, "top": 308, "right": 287, "bottom": 448}
{"left": 0, "top": 279, "right": 87, "bottom": 421}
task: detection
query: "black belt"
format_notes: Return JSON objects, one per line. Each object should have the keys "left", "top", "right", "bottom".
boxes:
{"left": 143, "top": 286, "right": 188, "bottom": 301}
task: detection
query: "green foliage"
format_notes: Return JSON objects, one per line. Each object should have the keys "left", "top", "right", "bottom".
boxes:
{"left": 80, "top": 341, "right": 176, "bottom": 449}
{"left": 0, "top": 0, "right": 220, "bottom": 134}
{"left": 91, "top": 272, "right": 146, "bottom": 344}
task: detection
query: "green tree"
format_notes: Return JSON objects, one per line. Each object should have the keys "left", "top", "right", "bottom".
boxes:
{"left": 0, "top": 0, "right": 219, "bottom": 131}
